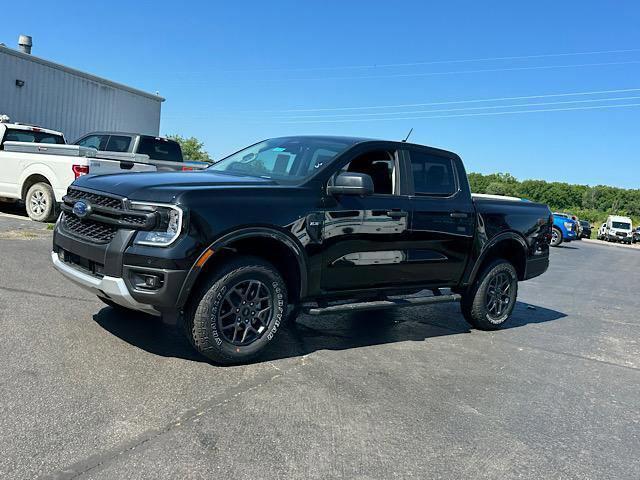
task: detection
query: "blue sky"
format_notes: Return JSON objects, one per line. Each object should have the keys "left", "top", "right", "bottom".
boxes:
{"left": 5, "top": 1, "right": 640, "bottom": 188}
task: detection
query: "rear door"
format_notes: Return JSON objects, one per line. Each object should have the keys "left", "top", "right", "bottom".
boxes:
{"left": 405, "top": 147, "right": 475, "bottom": 286}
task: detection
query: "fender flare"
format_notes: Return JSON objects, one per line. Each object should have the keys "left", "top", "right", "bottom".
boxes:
{"left": 466, "top": 231, "right": 528, "bottom": 286}
{"left": 176, "top": 227, "right": 308, "bottom": 307}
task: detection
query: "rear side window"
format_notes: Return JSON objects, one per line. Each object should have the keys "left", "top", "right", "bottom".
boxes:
{"left": 409, "top": 151, "right": 457, "bottom": 196}
{"left": 137, "top": 137, "right": 183, "bottom": 162}
{"left": 3, "top": 128, "right": 64, "bottom": 145}
{"left": 76, "top": 134, "right": 109, "bottom": 150}
{"left": 106, "top": 135, "right": 131, "bottom": 152}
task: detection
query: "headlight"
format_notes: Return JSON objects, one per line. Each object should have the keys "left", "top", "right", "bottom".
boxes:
{"left": 131, "top": 202, "right": 184, "bottom": 247}
{"left": 564, "top": 222, "right": 573, "bottom": 230}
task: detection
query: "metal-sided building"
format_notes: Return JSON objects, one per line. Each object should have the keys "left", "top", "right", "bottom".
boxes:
{"left": 0, "top": 35, "right": 164, "bottom": 142}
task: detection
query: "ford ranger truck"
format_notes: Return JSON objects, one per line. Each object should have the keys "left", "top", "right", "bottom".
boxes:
{"left": 52, "top": 136, "right": 552, "bottom": 364}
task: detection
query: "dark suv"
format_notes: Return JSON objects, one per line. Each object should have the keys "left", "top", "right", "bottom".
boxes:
{"left": 52, "top": 136, "right": 552, "bottom": 364}
{"left": 579, "top": 220, "right": 592, "bottom": 239}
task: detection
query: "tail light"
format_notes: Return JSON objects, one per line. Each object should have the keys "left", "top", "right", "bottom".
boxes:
{"left": 72, "top": 164, "right": 89, "bottom": 179}
{"left": 182, "top": 166, "right": 194, "bottom": 171}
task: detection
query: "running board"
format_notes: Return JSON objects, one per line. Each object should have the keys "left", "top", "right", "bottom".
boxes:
{"left": 304, "top": 293, "right": 461, "bottom": 316}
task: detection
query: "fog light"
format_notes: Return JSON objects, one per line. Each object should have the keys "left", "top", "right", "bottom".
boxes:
{"left": 131, "top": 272, "right": 164, "bottom": 290}
{"left": 58, "top": 249, "right": 65, "bottom": 262}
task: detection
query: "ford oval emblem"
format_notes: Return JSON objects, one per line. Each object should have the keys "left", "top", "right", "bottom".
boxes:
{"left": 73, "top": 200, "right": 92, "bottom": 219}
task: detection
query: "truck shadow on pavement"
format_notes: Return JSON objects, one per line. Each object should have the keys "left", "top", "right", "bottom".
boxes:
{"left": 93, "top": 301, "right": 567, "bottom": 365}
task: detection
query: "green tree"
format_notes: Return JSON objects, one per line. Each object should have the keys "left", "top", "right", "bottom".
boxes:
{"left": 166, "top": 134, "right": 212, "bottom": 162}
{"left": 468, "top": 172, "right": 640, "bottom": 227}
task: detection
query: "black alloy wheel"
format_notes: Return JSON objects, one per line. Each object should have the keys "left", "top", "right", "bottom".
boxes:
{"left": 218, "top": 279, "right": 273, "bottom": 346}
{"left": 485, "top": 272, "right": 514, "bottom": 322}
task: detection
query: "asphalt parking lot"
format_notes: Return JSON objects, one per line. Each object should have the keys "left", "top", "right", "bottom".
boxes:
{"left": 1, "top": 210, "right": 639, "bottom": 480}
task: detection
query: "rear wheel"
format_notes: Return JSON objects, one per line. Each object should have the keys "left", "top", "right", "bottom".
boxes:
{"left": 184, "top": 257, "right": 288, "bottom": 365}
{"left": 25, "top": 182, "right": 56, "bottom": 222}
{"left": 550, "top": 227, "right": 563, "bottom": 247}
{"left": 461, "top": 259, "right": 518, "bottom": 330}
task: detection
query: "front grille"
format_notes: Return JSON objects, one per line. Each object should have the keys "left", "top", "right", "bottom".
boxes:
{"left": 66, "top": 188, "right": 123, "bottom": 210}
{"left": 121, "top": 214, "right": 148, "bottom": 226}
{"left": 616, "top": 232, "right": 627, "bottom": 237}
{"left": 61, "top": 212, "right": 118, "bottom": 243}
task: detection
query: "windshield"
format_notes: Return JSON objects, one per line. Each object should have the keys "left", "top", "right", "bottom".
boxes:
{"left": 208, "top": 137, "right": 353, "bottom": 183}
{"left": 612, "top": 221, "right": 631, "bottom": 229}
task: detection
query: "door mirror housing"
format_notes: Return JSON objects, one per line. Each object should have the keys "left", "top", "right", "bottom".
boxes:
{"left": 327, "top": 172, "right": 374, "bottom": 196}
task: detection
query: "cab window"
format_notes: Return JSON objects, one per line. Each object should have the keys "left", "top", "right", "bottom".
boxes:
{"left": 106, "top": 135, "right": 132, "bottom": 152}
{"left": 3, "top": 129, "right": 64, "bottom": 145}
{"left": 77, "top": 134, "right": 109, "bottom": 150}
{"left": 340, "top": 149, "right": 398, "bottom": 195}
{"left": 409, "top": 151, "right": 457, "bottom": 196}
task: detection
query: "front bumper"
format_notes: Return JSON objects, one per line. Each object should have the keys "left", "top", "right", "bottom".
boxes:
{"left": 52, "top": 251, "right": 160, "bottom": 316}
{"left": 52, "top": 223, "right": 192, "bottom": 314}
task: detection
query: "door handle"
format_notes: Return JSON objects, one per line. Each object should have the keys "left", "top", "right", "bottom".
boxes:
{"left": 450, "top": 212, "right": 469, "bottom": 219}
{"left": 387, "top": 210, "right": 408, "bottom": 219}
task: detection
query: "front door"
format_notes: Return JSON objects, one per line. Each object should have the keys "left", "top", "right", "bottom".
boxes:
{"left": 320, "top": 147, "right": 413, "bottom": 291}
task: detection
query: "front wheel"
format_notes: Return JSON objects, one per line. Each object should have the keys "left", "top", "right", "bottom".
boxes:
{"left": 25, "top": 182, "right": 57, "bottom": 222}
{"left": 550, "top": 227, "right": 563, "bottom": 247}
{"left": 184, "top": 257, "right": 288, "bottom": 365}
{"left": 461, "top": 259, "right": 518, "bottom": 330}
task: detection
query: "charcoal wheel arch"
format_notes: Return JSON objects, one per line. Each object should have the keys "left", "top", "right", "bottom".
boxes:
{"left": 176, "top": 227, "right": 308, "bottom": 307}
{"left": 464, "top": 231, "right": 528, "bottom": 287}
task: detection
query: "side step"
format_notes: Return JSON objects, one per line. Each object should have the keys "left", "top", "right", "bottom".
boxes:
{"left": 304, "top": 293, "right": 461, "bottom": 316}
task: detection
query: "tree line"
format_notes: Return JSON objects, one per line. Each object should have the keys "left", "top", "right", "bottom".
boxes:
{"left": 467, "top": 173, "right": 640, "bottom": 227}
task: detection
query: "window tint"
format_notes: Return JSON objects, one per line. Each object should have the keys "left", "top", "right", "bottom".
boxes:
{"left": 106, "top": 135, "right": 131, "bottom": 152}
{"left": 3, "top": 129, "right": 64, "bottom": 144}
{"left": 409, "top": 151, "right": 456, "bottom": 196}
{"left": 77, "top": 134, "right": 109, "bottom": 150}
{"left": 137, "top": 137, "right": 183, "bottom": 162}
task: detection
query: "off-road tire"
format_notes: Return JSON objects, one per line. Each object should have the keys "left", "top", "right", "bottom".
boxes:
{"left": 25, "top": 182, "right": 56, "bottom": 222}
{"left": 461, "top": 259, "right": 518, "bottom": 330}
{"left": 184, "top": 257, "right": 288, "bottom": 365}
{"left": 550, "top": 226, "right": 563, "bottom": 247}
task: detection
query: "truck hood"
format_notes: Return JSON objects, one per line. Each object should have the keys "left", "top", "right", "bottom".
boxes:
{"left": 73, "top": 170, "right": 277, "bottom": 202}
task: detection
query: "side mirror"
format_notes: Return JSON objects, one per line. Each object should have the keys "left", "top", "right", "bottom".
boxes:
{"left": 327, "top": 172, "right": 374, "bottom": 196}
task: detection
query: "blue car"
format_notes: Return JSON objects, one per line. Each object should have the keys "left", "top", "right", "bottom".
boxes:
{"left": 551, "top": 213, "right": 578, "bottom": 247}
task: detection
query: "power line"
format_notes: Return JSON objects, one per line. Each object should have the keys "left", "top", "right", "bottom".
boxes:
{"left": 276, "top": 102, "right": 640, "bottom": 124}
{"left": 278, "top": 60, "right": 640, "bottom": 83}
{"left": 275, "top": 95, "right": 640, "bottom": 119}
{"left": 258, "top": 87, "right": 640, "bottom": 113}
{"left": 219, "top": 48, "right": 640, "bottom": 73}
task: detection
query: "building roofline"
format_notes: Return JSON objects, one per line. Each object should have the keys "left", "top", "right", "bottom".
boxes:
{"left": 0, "top": 45, "right": 165, "bottom": 102}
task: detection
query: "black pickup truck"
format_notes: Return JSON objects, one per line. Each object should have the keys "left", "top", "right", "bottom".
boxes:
{"left": 52, "top": 136, "right": 552, "bottom": 364}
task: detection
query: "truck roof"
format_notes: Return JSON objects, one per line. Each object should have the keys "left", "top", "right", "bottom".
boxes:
{"left": 0, "top": 122, "right": 64, "bottom": 137}
{"left": 78, "top": 131, "right": 174, "bottom": 140}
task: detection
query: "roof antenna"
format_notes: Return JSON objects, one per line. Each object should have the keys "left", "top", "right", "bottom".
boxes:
{"left": 402, "top": 127, "right": 413, "bottom": 143}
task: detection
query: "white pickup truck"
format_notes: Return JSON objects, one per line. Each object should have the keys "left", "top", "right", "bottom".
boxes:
{"left": 0, "top": 120, "right": 156, "bottom": 221}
